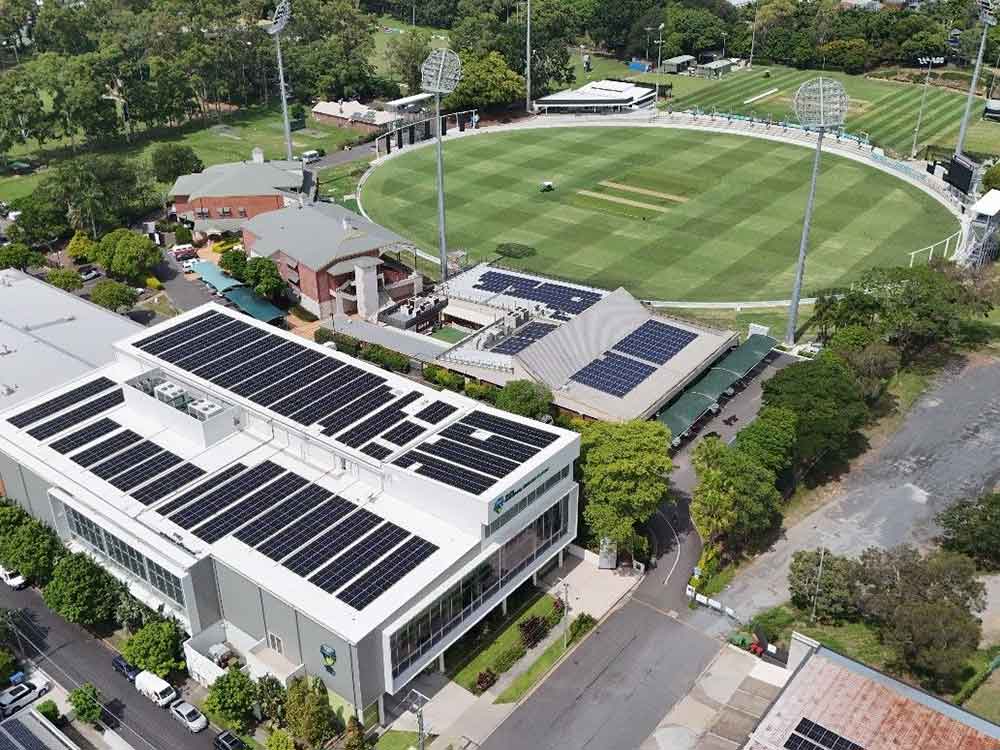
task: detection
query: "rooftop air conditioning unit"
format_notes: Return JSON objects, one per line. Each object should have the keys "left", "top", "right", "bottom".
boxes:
{"left": 154, "top": 382, "right": 187, "bottom": 408}
{"left": 188, "top": 399, "right": 224, "bottom": 422}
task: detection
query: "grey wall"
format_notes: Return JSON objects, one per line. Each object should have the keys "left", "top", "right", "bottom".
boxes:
{"left": 189, "top": 556, "right": 222, "bottom": 636}
{"left": 259, "top": 590, "right": 302, "bottom": 666}
{"left": 214, "top": 560, "right": 265, "bottom": 638}
{"left": 294, "top": 610, "right": 357, "bottom": 710}
{"left": 0, "top": 451, "right": 28, "bottom": 507}
{"left": 0, "top": 451, "right": 55, "bottom": 525}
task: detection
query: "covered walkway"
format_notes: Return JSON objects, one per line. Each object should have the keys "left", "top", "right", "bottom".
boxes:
{"left": 190, "top": 261, "right": 244, "bottom": 293}
{"left": 657, "top": 334, "right": 777, "bottom": 444}
{"left": 224, "top": 287, "right": 284, "bottom": 323}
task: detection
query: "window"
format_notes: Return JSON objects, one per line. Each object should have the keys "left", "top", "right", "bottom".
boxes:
{"left": 238, "top": 207, "right": 248, "bottom": 217}
{"left": 196, "top": 208, "right": 210, "bottom": 219}
{"left": 66, "top": 507, "right": 105, "bottom": 552}
{"left": 105, "top": 533, "right": 146, "bottom": 579}
{"left": 220, "top": 207, "right": 232, "bottom": 217}
{"left": 267, "top": 633, "right": 283, "bottom": 654}
{"left": 485, "top": 464, "right": 570, "bottom": 538}
{"left": 147, "top": 559, "right": 184, "bottom": 605}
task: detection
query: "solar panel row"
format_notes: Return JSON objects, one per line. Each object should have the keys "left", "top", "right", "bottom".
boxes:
{"left": 27, "top": 390, "right": 124, "bottom": 440}
{"left": 3, "top": 719, "right": 48, "bottom": 750}
{"left": 193, "top": 472, "right": 310, "bottom": 544}
{"left": 230, "top": 349, "right": 324, "bottom": 398}
{"left": 235, "top": 484, "right": 333, "bottom": 548}
{"left": 491, "top": 321, "right": 557, "bottom": 355}
{"left": 134, "top": 309, "right": 218, "bottom": 352}
{"left": 460, "top": 411, "right": 557, "bottom": 448}
{"left": 71, "top": 429, "right": 142, "bottom": 467}
{"left": 337, "top": 536, "right": 438, "bottom": 610}
{"left": 419, "top": 437, "right": 519, "bottom": 478}
{"left": 109, "top": 450, "right": 182, "bottom": 492}
{"left": 172, "top": 326, "right": 266, "bottom": 371}
{"left": 132, "top": 463, "right": 206, "bottom": 506}
{"left": 320, "top": 383, "right": 395, "bottom": 436}
{"left": 473, "top": 271, "right": 602, "bottom": 316}
{"left": 257, "top": 495, "right": 358, "bottom": 560}
{"left": 49, "top": 417, "right": 119, "bottom": 454}
{"left": 170, "top": 462, "right": 285, "bottom": 529}
{"left": 158, "top": 319, "right": 247, "bottom": 364}
{"left": 193, "top": 335, "right": 280, "bottom": 381}
{"left": 252, "top": 357, "right": 343, "bottom": 409}
{"left": 793, "top": 719, "right": 865, "bottom": 750}
{"left": 210, "top": 341, "right": 302, "bottom": 389}
{"left": 361, "top": 443, "right": 392, "bottom": 461}
{"left": 294, "top": 372, "right": 385, "bottom": 428}
{"left": 91, "top": 440, "right": 162, "bottom": 480}
{"left": 382, "top": 420, "right": 425, "bottom": 446}
{"left": 137, "top": 311, "right": 223, "bottom": 356}
{"left": 394, "top": 450, "right": 495, "bottom": 495}
{"left": 569, "top": 351, "right": 656, "bottom": 397}
{"left": 308, "top": 522, "right": 409, "bottom": 594}
{"left": 7, "top": 377, "right": 115, "bottom": 428}
{"left": 282, "top": 508, "right": 382, "bottom": 576}
{"left": 414, "top": 401, "right": 457, "bottom": 424}
{"left": 339, "top": 391, "right": 421, "bottom": 449}
{"left": 267, "top": 361, "right": 353, "bottom": 415}
{"left": 157, "top": 463, "right": 248, "bottom": 516}
{"left": 441, "top": 423, "right": 537, "bottom": 463}
{"left": 611, "top": 319, "right": 698, "bottom": 365}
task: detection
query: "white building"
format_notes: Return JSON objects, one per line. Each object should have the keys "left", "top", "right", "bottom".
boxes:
{"left": 535, "top": 80, "right": 656, "bottom": 113}
{"left": 0, "top": 304, "right": 579, "bottom": 725}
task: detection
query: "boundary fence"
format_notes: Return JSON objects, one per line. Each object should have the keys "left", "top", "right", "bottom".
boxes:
{"left": 374, "top": 109, "right": 479, "bottom": 159}
{"left": 907, "top": 230, "right": 963, "bottom": 266}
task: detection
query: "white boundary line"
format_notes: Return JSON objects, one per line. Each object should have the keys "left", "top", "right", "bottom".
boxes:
{"left": 656, "top": 508, "right": 682, "bottom": 587}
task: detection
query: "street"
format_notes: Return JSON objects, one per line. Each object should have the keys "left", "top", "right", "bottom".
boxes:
{"left": 0, "top": 585, "right": 215, "bottom": 750}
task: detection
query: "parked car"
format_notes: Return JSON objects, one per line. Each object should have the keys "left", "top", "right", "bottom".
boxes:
{"left": 181, "top": 259, "right": 199, "bottom": 272}
{"left": 112, "top": 655, "right": 140, "bottom": 682}
{"left": 0, "top": 679, "right": 49, "bottom": 718}
{"left": 169, "top": 700, "right": 208, "bottom": 733}
{"left": 78, "top": 266, "right": 101, "bottom": 282}
{"left": 133, "top": 287, "right": 145, "bottom": 296}
{"left": 171, "top": 244, "right": 198, "bottom": 261}
{"left": 0, "top": 566, "right": 26, "bottom": 590}
{"left": 300, "top": 149, "right": 321, "bottom": 164}
{"left": 134, "top": 671, "right": 177, "bottom": 707}
{"left": 214, "top": 731, "right": 248, "bottom": 750}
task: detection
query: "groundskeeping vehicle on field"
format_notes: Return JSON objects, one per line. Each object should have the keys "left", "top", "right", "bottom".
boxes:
{"left": 134, "top": 671, "right": 177, "bottom": 707}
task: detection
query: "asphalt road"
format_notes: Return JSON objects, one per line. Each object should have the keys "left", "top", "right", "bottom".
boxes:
{"left": 158, "top": 254, "right": 216, "bottom": 313}
{"left": 481, "top": 602, "right": 719, "bottom": 750}
{"left": 312, "top": 143, "right": 377, "bottom": 170}
{"left": 0, "top": 585, "right": 214, "bottom": 750}
{"left": 690, "top": 353, "right": 1000, "bottom": 635}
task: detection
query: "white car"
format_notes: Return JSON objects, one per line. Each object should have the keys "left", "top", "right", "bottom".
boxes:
{"left": 169, "top": 700, "right": 208, "bottom": 733}
{"left": 0, "top": 566, "right": 26, "bottom": 590}
{"left": 0, "top": 679, "right": 50, "bottom": 718}
{"left": 181, "top": 259, "right": 199, "bottom": 272}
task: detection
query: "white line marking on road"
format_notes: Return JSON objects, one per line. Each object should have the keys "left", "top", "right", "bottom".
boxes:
{"left": 657, "top": 508, "right": 682, "bottom": 587}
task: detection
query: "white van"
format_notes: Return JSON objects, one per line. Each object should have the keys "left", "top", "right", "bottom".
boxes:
{"left": 300, "top": 150, "right": 321, "bottom": 164}
{"left": 0, "top": 566, "right": 26, "bottom": 590}
{"left": 134, "top": 671, "right": 177, "bottom": 707}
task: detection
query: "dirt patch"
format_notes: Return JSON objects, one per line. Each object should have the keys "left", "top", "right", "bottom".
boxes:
{"left": 599, "top": 180, "right": 688, "bottom": 204}
{"left": 576, "top": 189, "right": 670, "bottom": 213}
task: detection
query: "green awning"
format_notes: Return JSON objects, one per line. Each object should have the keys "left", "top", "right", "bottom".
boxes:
{"left": 689, "top": 367, "right": 739, "bottom": 403}
{"left": 657, "top": 391, "right": 714, "bottom": 439}
{"left": 191, "top": 261, "right": 244, "bottom": 292}
{"left": 720, "top": 334, "right": 777, "bottom": 376}
{"left": 223, "top": 286, "right": 284, "bottom": 323}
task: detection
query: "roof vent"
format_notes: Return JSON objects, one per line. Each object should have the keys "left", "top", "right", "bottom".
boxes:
{"left": 188, "top": 399, "right": 225, "bottom": 422}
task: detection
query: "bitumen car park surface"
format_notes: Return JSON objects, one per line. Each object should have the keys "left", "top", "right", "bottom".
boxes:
{"left": 0, "top": 585, "right": 216, "bottom": 750}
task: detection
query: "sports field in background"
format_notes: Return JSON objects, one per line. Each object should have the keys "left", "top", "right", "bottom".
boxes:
{"left": 667, "top": 64, "right": 989, "bottom": 157}
{"left": 361, "top": 127, "right": 958, "bottom": 302}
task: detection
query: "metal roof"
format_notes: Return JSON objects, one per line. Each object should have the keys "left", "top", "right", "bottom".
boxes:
{"left": 170, "top": 161, "right": 303, "bottom": 200}
{"left": 223, "top": 287, "right": 284, "bottom": 322}
{"left": 190, "top": 262, "right": 244, "bottom": 292}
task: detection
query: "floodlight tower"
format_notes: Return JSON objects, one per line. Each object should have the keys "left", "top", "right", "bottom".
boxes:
{"left": 260, "top": 0, "right": 294, "bottom": 162}
{"left": 526, "top": 0, "right": 532, "bottom": 113}
{"left": 784, "top": 77, "right": 849, "bottom": 347}
{"left": 421, "top": 49, "right": 462, "bottom": 282}
{"left": 956, "top": 0, "right": 997, "bottom": 157}
{"left": 654, "top": 23, "right": 665, "bottom": 103}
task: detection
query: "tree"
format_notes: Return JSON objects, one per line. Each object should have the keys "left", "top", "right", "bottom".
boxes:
{"left": 344, "top": 716, "right": 370, "bottom": 750}
{"left": 885, "top": 600, "right": 980, "bottom": 689}
{"left": 95, "top": 229, "right": 160, "bottom": 280}
{"left": 0, "top": 504, "right": 30, "bottom": 552}
{"left": 734, "top": 406, "right": 797, "bottom": 476}
{"left": 4, "top": 520, "right": 64, "bottom": 586}
{"left": 47, "top": 268, "right": 84, "bottom": 292}
{"left": 285, "top": 676, "right": 339, "bottom": 747}
{"left": 787, "top": 548, "right": 861, "bottom": 622}
{"left": 90, "top": 280, "right": 139, "bottom": 312}
{"left": 762, "top": 354, "right": 867, "bottom": 468}
{"left": 205, "top": 666, "right": 258, "bottom": 733}
{"left": 266, "top": 729, "right": 296, "bottom": 750}
{"left": 68, "top": 683, "right": 104, "bottom": 727}
{"left": 257, "top": 674, "right": 287, "bottom": 726}
{"left": 494, "top": 380, "right": 552, "bottom": 419}
{"left": 840, "top": 342, "right": 901, "bottom": 402}
{"left": 690, "top": 438, "right": 783, "bottom": 552}
{"left": 150, "top": 144, "right": 204, "bottom": 185}
{"left": 386, "top": 29, "right": 432, "bottom": 93}
{"left": 219, "top": 249, "right": 248, "bottom": 281}
{"left": 0, "top": 243, "right": 45, "bottom": 271}
{"left": 0, "top": 649, "right": 16, "bottom": 684}
{"left": 122, "top": 620, "right": 185, "bottom": 678}
{"left": 6, "top": 188, "right": 71, "bottom": 248}
{"left": 43, "top": 552, "right": 119, "bottom": 627}
{"left": 115, "top": 585, "right": 160, "bottom": 634}
{"left": 983, "top": 162, "right": 1000, "bottom": 192}
{"left": 936, "top": 493, "right": 1000, "bottom": 571}
{"left": 443, "top": 51, "right": 525, "bottom": 111}
{"left": 580, "top": 421, "right": 673, "bottom": 551}
{"left": 66, "top": 232, "right": 98, "bottom": 264}
{"left": 817, "top": 38, "right": 869, "bottom": 74}
{"left": 244, "top": 256, "right": 286, "bottom": 300}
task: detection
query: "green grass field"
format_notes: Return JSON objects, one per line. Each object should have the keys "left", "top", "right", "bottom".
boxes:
{"left": 669, "top": 64, "right": 997, "bottom": 157}
{"left": 361, "top": 126, "right": 958, "bottom": 301}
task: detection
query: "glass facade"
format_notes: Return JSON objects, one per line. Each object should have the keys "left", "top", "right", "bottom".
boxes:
{"left": 484, "top": 465, "right": 570, "bottom": 539}
{"left": 389, "top": 492, "right": 571, "bottom": 679}
{"left": 65, "top": 506, "right": 185, "bottom": 606}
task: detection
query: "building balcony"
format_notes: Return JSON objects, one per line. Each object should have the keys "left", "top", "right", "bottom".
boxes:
{"left": 185, "top": 620, "right": 305, "bottom": 688}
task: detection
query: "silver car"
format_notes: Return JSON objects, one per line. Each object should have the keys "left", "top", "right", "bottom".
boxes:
{"left": 169, "top": 700, "right": 208, "bottom": 733}
{"left": 0, "top": 679, "right": 50, "bottom": 718}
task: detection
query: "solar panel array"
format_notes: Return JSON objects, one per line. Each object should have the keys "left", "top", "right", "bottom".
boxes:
{"left": 414, "top": 401, "right": 456, "bottom": 424}
{"left": 570, "top": 352, "right": 657, "bottom": 397}
{"left": 491, "top": 321, "right": 557, "bottom": 355}
{"left": 611, "top": 320, "right": 698, "bottom": 365}
{"left": 49, "top": 417, "right": 119, "bottom": 454}
{"left": 392, "top": 410, "right": 557, "bottom": 495}
{"left": 7, "top": 377, "right": 115, "bottom": 428}
{"left": 132, "top": 463, "right": 205, "bottom": 506}
{"left": 2, "top": 719, "right": 48, "bottom": 750}
{"left": 337, "top": 536, "right": 438, "bottom": 610}
{"left": 472, "top": 271, "right": 602, "bottom": 316}
{"left": 784, "top": 720, "right": 865, "bottom": 750}
{"left": 308, "top": 522, "right": 409, "bottom": 594}
{"left": 26, "top": 390, "right": 124, "bottom": 440}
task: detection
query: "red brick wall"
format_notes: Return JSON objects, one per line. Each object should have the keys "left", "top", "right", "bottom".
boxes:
{"left": 176, "top": 194, "right": 285, "bottom": 221}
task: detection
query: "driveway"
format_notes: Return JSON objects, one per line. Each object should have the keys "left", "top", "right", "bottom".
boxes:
{"left": 0, "top": 585, "right": 215, "bottom": 750}
{"left": 481, "top": 602, "right": 720, "bottom": 750}
{"left": 158, "top": 254, "right": 216, "bottom": 313}
{"left": 689, "top": 353, "right": 1000, "bottom": 635}
{"left": 313, "top": 143, "right": 377, "bottom": 170}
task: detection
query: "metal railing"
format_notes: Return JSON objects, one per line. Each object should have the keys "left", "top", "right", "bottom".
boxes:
{"left": 374, "top": 108, "right": 479, "bottom": 159}
{"left": 907, "top": 230, "right": 964, "bottom": 266}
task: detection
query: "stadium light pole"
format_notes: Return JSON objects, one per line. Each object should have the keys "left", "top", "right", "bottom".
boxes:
{"left": 645, "top": 26, "right": 654, "bottom": 62}
{"left": 721, "top": 31, "right": 727, "bottom": 59}
{"left": 421, "top": 49, "right": 462, "bottom": 282}
{"left": 748, "top": 3, "right": 759, "bottom": 69}
{"left": 654, "top": 23, "right": 665, "bottom": 103}
{"left": 259, "top": 0, "right": 294, "bottom": 162}
{"left": 784, "top": 77, "right": 849, "bottom": 347}
{"left": 956, "top": 0, "right": 996, "bottom": 158}
{"left": 911, "top": 56, "right": 939, "bottom": 159}
{"left": 526, "top": 0, "right": 532, "bottom": 113}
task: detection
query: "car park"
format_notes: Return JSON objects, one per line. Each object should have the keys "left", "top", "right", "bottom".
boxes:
{"left": 0, "top": 679, "right": 50, "bottom": 718}
{"left": 112, "top": 655, "right": 140, "bottom": 682}
{"left": 169, "top": 700, "right": 208, "bottom": 733}
{"left": 0, "top": 566, "right": 26, "bottom": 590}
{"left": 214, "top": 731, "right": 248, "bottom": 750}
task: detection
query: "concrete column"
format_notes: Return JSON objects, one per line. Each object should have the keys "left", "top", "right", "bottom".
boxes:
{"left": 355, "top": 263, "right": 379, "bottom": 320}
{"left": 438, "top": 652, "right": 446, "bottom": 672}
{"left": 501, "top": 597, "right": 508, "bottom": 616}
{"left": 558, "top": 549, "right": 564, "bottom": 568}
{"left": 532, "top": 571, "right": 538, "bottom": 586}
{"left": 378, "top": 695, "right": 386, "bottom": 727}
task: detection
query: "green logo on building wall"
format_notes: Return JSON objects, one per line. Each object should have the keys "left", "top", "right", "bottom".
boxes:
{"left": 320, "top": 644, "right": 337, "bottom": 675}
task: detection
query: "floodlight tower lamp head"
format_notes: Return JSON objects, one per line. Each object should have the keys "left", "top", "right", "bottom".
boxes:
{"left": 420, "top": 49, "right": 462, "bottom": 95}
{"left": 793, "top": 77, "right": 848, "bottom": 130}
{"left": 263, "top": 0, "right": 291, "bottom": 36}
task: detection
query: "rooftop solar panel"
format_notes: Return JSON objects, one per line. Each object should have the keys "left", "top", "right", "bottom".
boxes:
{"left": 308, "top": 522, "right": 409, "bottom": 594}
{"left": 210, "top": 340, "right": 302, "bottom": 389}
{"left": 170, "top": 462, "right": 284, "bottom": 529}
{"left": 193, "top": 472, "right": 310, "bottom": 544}
{"left": 459, "top": 411, "right": 557, "bottom": 449}
{"left": 230, "top": 349, "right": 324, "bottom": 398}
{"left": 133, "top": 309, "right": 217, "bottom": 351}
{"left": 337, "top": 536, "right": 438, "bottom": 610}
{"left": 4, "top": 719, "right": 49, "bottom": 750}
{"left": 156, "top": 463, "right": 248, "bottom": 516}
{"left": 251, "top": 357, "right": 344, "bottom": 408}
{"left": 290, "top": 371, "right": 383, "bottom": 428}
{"left": 266, "top": 361, "right": 354, "bottom": 415}
{"left": 0, "top": 728, "right": 18, "bottom": 750}
{"left": 91, "top": 440, "right": 163, "bottom": 480}
{"left": 192, "top": 334, "right": 281, "bottom": 380}
{"left": 472, "top": 271, "right": 601, "bottom": 315}
{"left": 109, "top": 450, "right": 183, "bottom": 492}
{"left": 361, "top": 443, "right": 392, "bottom": 461}
{"left": 338, "top": 391, "right": 421, "bottom": 448}
{"left": 418, "top": 437, "right": 519, "bottom": 478}
{"left": 172, "top": 326, "right": 269, "bottom": 372}
{"left": 611, "top": 319, "right": 698, "bottom": 365}
{"left": 256, "top": 495, "right": 358, "bottom": 560}
{"left": 71, "top": 429, "right": 142, "bottom": 467}
{"left": 235, "top": 484, "right": 333, "bottom": 548}
{"left": 132, "top": 463, "right": 206, "bottom": 506}
{"left": 381, "top": 420, "right": 426, "bottom": 446}
{"left": 318, "top": 381, "right": 394, "bottom": 436}
{"left": 137, "top": 311, "right": 224, "bottom": 355}
{"left": 569, "top": 351, "right": 656, "bottom": 397}
{"left": 282, "top": 508, "right": 382, "bottom": 576}
{"left": 414, "top": 401, "right": 457, "bottom": 424}
{"left": 394, "top": 449, "right": 496, "bottom": 495}
{"left": 441, "top": 423, "right": 538, "bottom": 462}
{"left": 49, "top": 418, "right": 119, "bottom": 454}
{"left": 491, "top": 321, "right": 558, "bottom": 355}
{"left": 158, "top": 319, "right": 248, "bottom": 364}
{"left": 27, "top": 390, "right": 124, "bottom": 440}
{"left": 7, "top": 377, "right": 115, "bottom": 428}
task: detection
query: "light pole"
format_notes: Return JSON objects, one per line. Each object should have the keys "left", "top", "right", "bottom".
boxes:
{"left": 957, "top": 0, "right": 997, "bottom": 157}
{"left": 721, "top": 31, "right": 727, "bottom": 59}
{"left": 645, "top": 26, "right": 655, "bottom": 62}
{"left": 654, "top": 23, "right": 665, "bottom": 104}
{"left": 260, "top": 0, "right": 294, "bottom": 162}
{"left": 912, "top": 56, "right": 940, "bottom": 159}
{"left": 526, "top": 0, "right": 532, "bottom": 113}
{"left": 405, "top": 690, "right": 430, "bottom": 750}
{"left": 421, "top": 49, "right": 462, "bottom": 283}
{"left": 749, "top": 3, "right": 760, "bottom": 69}
{"left": 784, "top": 77, "right": 849, "bottom": 347}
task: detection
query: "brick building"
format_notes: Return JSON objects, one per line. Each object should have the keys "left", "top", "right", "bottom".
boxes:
{"left": 242, "top": 202, "right": 421, "bottom": 319}
{"left": 169, "top": 150, "right": 310, "bottom": 237}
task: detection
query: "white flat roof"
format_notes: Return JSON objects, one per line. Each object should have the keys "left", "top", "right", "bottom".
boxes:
{"left": 0, "top": 269, "right": 142, "bottom": 412}
{"left": 537, "top": 79, "right": 655, "bottom": 106}
{"left": 971, "top": 188, "right": 1000, "bottom": 217}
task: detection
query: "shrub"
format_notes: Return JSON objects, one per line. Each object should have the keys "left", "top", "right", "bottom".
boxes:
{"left": 493, "top": 644, "right": 527, "bottom": 673}
{"left": 568, "top": 613, "right": 596, "bottom": 643}
{"left": 544, "top": 599, "right": 566, "bottom": 629}
{"left": 36, "top": 699, "right": 60, "bottom": 726}
{"left": 332, "top": 332, "right": 361, "bottom": 356}
{"left": 464, "top": 380, "right": 498, "bottom": 403}
{"left": 518, "top": 615, "right": 549, "bottom": 649}
{"left": 205, "top": 666, "right": 257, "bottom": 733}
{"left": 267, "top": 728, "right": 295, "bottom": 750}
{"left": 175, "top": 225, "right": 193, "bottom": 245}
{"left": 424, "top": 364, "right": 465, "bottom": 391}
{"left": 291, "top": 304, "right": 318, "bottom": 322}
{"left": 0, "top": 648, "right": 16, "bottom": 684}
{"left": 144, "top": 276, "right": 162, "bottom": 291}
{"left": 475, "top": 669, "right": 497, "bottom": 693}
{"left": 360, "top": 343, "right": 410, "bottom": 373}
{"left": 496, "top": 242, "right": 536, "bottom": 259}
{"left": 314, "top": 327, "right": 335, "bottom": 345}
{"left": 69, "top": 683, "right": 104, "bottom": 727}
